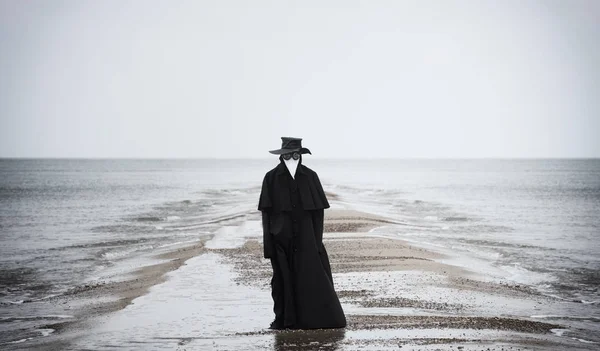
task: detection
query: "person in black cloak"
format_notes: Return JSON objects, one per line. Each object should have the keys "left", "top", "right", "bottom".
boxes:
{"left": 258, "top": 137, "right": 346, "bottom": 330}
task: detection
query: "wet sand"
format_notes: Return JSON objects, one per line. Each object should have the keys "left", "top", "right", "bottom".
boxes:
{"left": 12, "top": 242, "right": 207, "bottom": 350}
{"left": 21, "top": 209, "right": 595, "bottom": 350}
{"left": 195, "top": 210, "right": 589, "bottom": 350}
{"left": 211, "top": 237, "right": 574, "bottom": 349}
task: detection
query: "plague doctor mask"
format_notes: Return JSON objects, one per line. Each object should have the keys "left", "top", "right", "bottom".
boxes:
{"left": 268, "top": 137, "right": 312, "bottom": 180}
{"left": 282, "top": 152, "right": 300, "bottom": 179}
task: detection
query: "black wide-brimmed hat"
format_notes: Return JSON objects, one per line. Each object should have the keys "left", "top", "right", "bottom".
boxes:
{"left": 269, "top": 137, "right": 312, "bottom": 155}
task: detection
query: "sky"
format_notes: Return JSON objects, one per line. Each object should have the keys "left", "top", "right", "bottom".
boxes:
{"left": 0, "top": 0, "right": 598, "bottom": 158}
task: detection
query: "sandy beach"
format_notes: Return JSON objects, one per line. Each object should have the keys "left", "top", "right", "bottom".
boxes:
{"left": 17, "top": 208, "right": 596, "bottom": 350}
{"left": 3, "top": 0, "right": 600, "bottom": 348}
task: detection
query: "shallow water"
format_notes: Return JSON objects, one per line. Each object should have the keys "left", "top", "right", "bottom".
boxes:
{"left": 71, "top": 220, "right": 588, "bottom": 350}
{"left": 1, "top": 158, "right": 599, "bottom": 346}
{"left": 75, "top": 223, "right": 270, "bottom": 350}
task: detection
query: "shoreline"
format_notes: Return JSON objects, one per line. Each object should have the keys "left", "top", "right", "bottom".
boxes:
{"left": 18, "top": 209, "right": 597, "bottom": 350}
{"left": 198, "top": 210, "right": 595, "bottom": 350}
{"left": 12, "top": 240, "right": 209, "bottom": 350}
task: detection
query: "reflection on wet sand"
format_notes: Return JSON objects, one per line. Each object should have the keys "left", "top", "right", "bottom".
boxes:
{"left": 273, "top": 328, "right": 345, "bottom": 351}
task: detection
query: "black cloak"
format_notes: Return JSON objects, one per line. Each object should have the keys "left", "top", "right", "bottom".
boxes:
{"left": 258, "top": 161, "right": 346, "bottom": 329}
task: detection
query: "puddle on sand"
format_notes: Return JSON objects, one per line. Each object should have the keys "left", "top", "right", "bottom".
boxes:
{"left": 75, "top": 252, "right": 273, "bottom": 350}
{"left": 348, "top": 328, "right": 527, "bottom": 340}
{"left": 343, "top": 304, "right": 438, "bottom": 316}
{"left": 333, "top": 270, "right": 543, "bottom": 317}
{"left": 70, "top": 220, "right": 588, "bottom": 351}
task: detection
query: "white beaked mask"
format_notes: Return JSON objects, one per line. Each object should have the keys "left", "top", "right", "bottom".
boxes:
{"left": 284, "top": 158, "right": 299, "bottom": 179}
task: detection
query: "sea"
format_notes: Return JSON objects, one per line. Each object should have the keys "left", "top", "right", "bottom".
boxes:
{"left": 0, "top": 158, "right": 599, "bottom": 346}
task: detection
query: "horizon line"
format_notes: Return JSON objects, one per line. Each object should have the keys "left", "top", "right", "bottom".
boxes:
{"left": 1, "top": 156, "right": 599, "bottom": 160}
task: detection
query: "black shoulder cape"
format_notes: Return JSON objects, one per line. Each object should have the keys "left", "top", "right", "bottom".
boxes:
{"left": 258, "top": 162, "right": 329, "bottom": 213}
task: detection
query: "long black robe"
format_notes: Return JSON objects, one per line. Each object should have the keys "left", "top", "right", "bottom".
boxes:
{"left": 258, "top": 161, "right": 346, "bottom": 329}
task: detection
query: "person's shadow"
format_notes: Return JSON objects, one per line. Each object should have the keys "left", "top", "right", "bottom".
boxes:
{"left": 273, "top": 328, "right": 346, "bottom": 350}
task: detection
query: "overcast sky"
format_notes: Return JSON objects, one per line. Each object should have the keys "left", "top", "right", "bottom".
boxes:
{"left": 0, "top": 0, "right": 598, "bottom": 158}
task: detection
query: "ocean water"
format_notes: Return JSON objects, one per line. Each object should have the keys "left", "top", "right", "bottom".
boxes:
{"left": 0, "top": 159, "right": 599, "bottom": 345}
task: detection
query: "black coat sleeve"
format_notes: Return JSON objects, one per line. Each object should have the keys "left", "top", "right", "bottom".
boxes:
{"left": 262, "top": 211, "right": 274, "bottom": 259}
{"left": 257, "top": 174, "right": 272, "bottom": 212}
{"left": 258, "top": 173, "right": 274, "bottom": 258}
{"left": 312, "top": 172, "right": 330, "bottom": 209}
